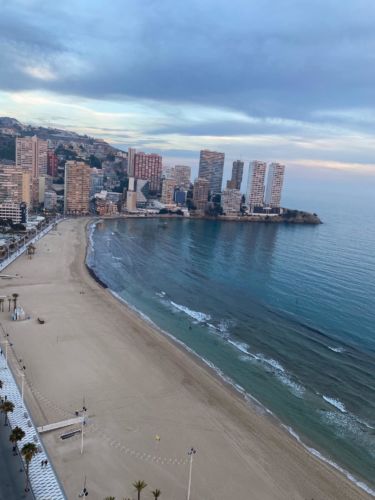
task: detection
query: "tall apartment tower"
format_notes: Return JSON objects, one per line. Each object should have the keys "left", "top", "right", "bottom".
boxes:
{"left": 193, "top": 177, "right": 210, "bottom": 210}
{"left": 16, "top": 135, "right": 48, "bottom": 178}
{"left": 134, "top": 152, "right": 162, "bottom": 192}
{"left": 0, "top": 162, "right": 31, "bottom": 205}
{"left": 227, "top": 160, "right": 244, "bottom": 190}
{"left": 174, "top": 165, "right": 191, "bottom": 189}
{"left": 198, "top": 150, "right": 224, "bottom": 194}
{"left": 265, "top": 163, "right": 285, "bottom": 208}
{"left": 161, "top": 178, "right": 176, "bottom": 205}
{"left": 127, "top": 148, "right": 136, "bottom": 177}
{"left": 246, "top": 161, "right": 267, "bottom": 211}
{"left": 64, "top": 161, "right": 91, "bottom": 214}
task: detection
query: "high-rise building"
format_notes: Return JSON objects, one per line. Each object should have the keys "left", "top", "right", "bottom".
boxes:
{"left": 64, "top": 161, "right": 91, "bottom": 214}
{"left": 246, "top": 161, "right": 267, "bottom": 211}
{"left": 161, "top": 178, "right": 176, "bottom": 205}
{"left": 16, "top": 135, "right": 48, "bottom": 178}
{"left": 174, "top": 165, "right": 191, "bottom": 189}
{"left": 221, "top": 189, "right": 242, "bottom": 214}
{"left": 0, "top": 202, "right": 28, "bottom": 224}
{"left": 127, "top": 148, "right": 136, "bottom": 177}
{"left": 162, "top": 165, "right": 175, "bottom": 180}
{"left": 0, "top": 162, "right": 31, "bottom": 206}
{"left": 227, "top": 160, "right": 244, "bottom": 190}
{"left": 47, "top": 150, "right": 58, "bottom": 177}
{"left": 193, "top": 177, "right": 210, "bottom": 210}
{"left": 135, "top": 179, "right": 150, "bottom": 207}
{"left": 134, "top": 152, "right": 162, "bottom": 192}
{"left": 265, "top": 163, "right": 285, "bottom": 209}
{"left": 198, "top": 150, "right": 224, "bottom": 194}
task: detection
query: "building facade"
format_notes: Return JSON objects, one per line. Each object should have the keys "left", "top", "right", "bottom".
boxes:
{"left": 127, "top": 148, "right": 136, "bottom": 177}
{"left": 161, "top": 178, "right": 176, "bottom": 205}
{"left": 47, "top": 150, "right": 58, "bottom": 177}
{"left": 246, "top": 161, "right": 267, "bottom": 211}
{"left": 227, "top": 160, "right": 244, "bottom": 190}
{"left": 44, "top": 191, "right": 57, "bottom": 210}
{"left": 90, "top": 168, "right": 104, "bottom": 198}
{"left": 134, "top": 153, "right": 162, "bottom": 193}
{"left": 174, "top": 165, "right": 191, "bottom": 189}
{"left": 265, "top": 163, "right": 285, "bottom": 208}
{"left": 16, "top": 135, "right": 48, "bottom": 178}
{"left": 64, "top": 161, "right": 91, "bottom": 214}
{"left": 193, "top": 177, "right": 210, "bottom": 211}
{"left": 198, "top": 150, "right": 224, "bottom": 194}
{"left": 221, "top": 189, "right": 242, "bottom": 214}
{"left": 0, "top": 162, "right": 31, "bottom": 206}
{"left": 0, "top": 202, "right": 28, "bottom": 224}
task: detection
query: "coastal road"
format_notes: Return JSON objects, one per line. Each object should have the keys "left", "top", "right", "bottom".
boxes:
{"left": 0, "top": 421, "right": 32, "bottom": 499}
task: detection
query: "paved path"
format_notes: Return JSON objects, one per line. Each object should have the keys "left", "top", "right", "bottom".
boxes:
{"left": 0, "top": 335, "right": 66, "bottom": 499}
{"left": 0, "top": 418, "right": 33, "bottom": 500}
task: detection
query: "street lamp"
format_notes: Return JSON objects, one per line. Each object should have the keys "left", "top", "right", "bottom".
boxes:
{"left": 79, "top": 401, "right": 87, "bottom": 455}
{"left": 187, "top": 447, "right": 196, "bottom": 500}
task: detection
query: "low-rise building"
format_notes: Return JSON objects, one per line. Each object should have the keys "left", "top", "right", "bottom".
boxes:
{"left": 0, "top": 202, "right": 28, "bottom": 224}
{"left": 221, "top": 189, "right": 242, "bottom": 215}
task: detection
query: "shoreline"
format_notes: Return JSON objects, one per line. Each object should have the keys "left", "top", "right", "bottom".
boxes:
{"left": 0, "top": 218, "right": 370, "bottom": 499}
{"left": 86, "top": 219, "right": 374, "bottom": 498}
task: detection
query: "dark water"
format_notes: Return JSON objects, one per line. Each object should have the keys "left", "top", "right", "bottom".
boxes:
{"left": 88, "top": 170, "right": 375, "bottom": 494}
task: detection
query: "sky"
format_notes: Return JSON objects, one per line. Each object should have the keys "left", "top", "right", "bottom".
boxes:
{"left": 1, "top": 0, "right": 375, "bottom": 179}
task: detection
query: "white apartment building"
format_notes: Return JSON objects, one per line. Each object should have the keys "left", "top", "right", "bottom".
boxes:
{"left": 246, "top": 161, "right": 267, "bottom": 211}
{"left": 265, "top": 163, "right": 285, "bottom": 208}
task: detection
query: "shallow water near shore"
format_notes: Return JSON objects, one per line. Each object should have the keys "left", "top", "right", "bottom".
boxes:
{"left": 87, "top": 171, "right": 375, "bottom": 494}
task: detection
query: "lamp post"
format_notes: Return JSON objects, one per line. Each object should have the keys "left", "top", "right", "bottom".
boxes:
{"left": 187, "top": 447, "right": 196, "bottom": 500}
{"left": 80, "top": 401, "right": 87, "bottom": 455}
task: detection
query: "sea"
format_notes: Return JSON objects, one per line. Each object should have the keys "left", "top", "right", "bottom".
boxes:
{"left": 87, "top": 168, "right": 375, "bottom": 495}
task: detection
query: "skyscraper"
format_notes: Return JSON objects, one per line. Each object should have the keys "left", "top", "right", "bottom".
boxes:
{"left": 47, "top": 150, "right": 58, "bottom": 177}
{"left": 161, "top": 178, "right": 176, "bottom": 205}
{"left": 227, "top": 160, "right": 244, "bottom": 190}
{"left": 127, "top": 148, "right": 136, "bottom": 177}
{"left": 193, "top": 177, "right": 210, "bottom": 210}
{"left": 265, "top": 163, "right": 285, "bottom": 208}
{"left": 246, "top": 161, "right": 267, "bottom": 211}
{"left": 64, "top": 161, "right": 91, "bottom": 214}
{"left": 0, "top": 161, "right": 31, "bottom": 205}
{"left": 134, "top": 152, "right": 162, "bottom": 192}
{"left": 16, "top": 135, "right": 48, "bottom": 178}
{"left": 198, "top": 150, "right": 225, "bottom": 194}
{"left": 174, "top": 165, "right": 191, "bottom": 189}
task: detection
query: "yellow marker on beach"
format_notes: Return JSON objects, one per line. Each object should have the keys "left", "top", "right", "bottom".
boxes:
{"left": 155, "top": 435, "right": 160, "bottom": 441}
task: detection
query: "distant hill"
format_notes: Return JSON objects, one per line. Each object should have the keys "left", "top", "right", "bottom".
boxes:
{"left": 0, "top": 116, "right": 122, "bottom": 162}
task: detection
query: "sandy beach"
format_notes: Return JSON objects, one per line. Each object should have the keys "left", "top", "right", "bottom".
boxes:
{"left": 0, "top": 218, "right": 371, "bottom": 500}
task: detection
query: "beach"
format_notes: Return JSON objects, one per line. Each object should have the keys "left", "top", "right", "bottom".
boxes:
{"left": 0, "top": 218, "right": 371, "bottom": 500}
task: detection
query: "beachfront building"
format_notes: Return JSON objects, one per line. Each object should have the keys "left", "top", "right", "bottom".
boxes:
{"left": 174, "top": 165, "right": 191, "bottom": 189}
{"left": 0, "top": 202, "right": 28, "bottom": 224}
{"left": 198, "top": 150, "right": 225, "bottom": 195}
{"left": 246, "top": 161, "right": 267, "bottom": 211}
{"left": 221, "top": 189, "right": 242, "bottom": 215}
{"left": 0, "top": 161, "right": 31, "bottom": 206}
{"left": 193, "top": 177, "right": 210, "bottom": 211}
{"left": 265, "top": 163, "right": 285, "bottom": 209}
{"left": 227, "top": 160, "right": 244, "bottom": 190}
{"left": 161, "top": 178, "right": 176, "bottom": 205}
{"left": 136, "top": 179, "right": 150, "bottom": 207}
{"left": 134, "top": 152, "right": 162, "bottom": 193}
{"left": 16, "top": 135, "right": 48, "bottom": 178}
{"left": 64, "top": 160, "right": 91, "bottom": 215}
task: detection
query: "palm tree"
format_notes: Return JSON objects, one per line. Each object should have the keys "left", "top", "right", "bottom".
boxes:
{"left": 151, "top": 489, "right": 161, "bottom": 499}
{"left": 9, "top": 426, "right": 25, "bottom": 454}
{"left": 133, "top": 480, "right": 147, "bottom": 500}
{"left": 21, "top": 442, "right": 38, "bottom": 492}
{"left": 1, "top": 400, "right": 15, "bottom": 425}
{"left": 12, "top": 293, "right": 19, "bottom": 311}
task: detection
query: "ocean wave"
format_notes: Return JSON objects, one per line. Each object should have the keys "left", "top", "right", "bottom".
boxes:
{"left": 281, "top": 425, "right": 375, "bottom": 497}
{"left": 323, "top": 396, "right": 347, "bottom": 413}
{"left": 328, "top": 346, "right": 345, "bottom": 353}
{"left": 169, "top": 301, "right": 211, "bottom": 322}
{"left": 155, "top": 291, "right": 166, "bottom": 298}
{"left": 227, "top": 339, "right": 250, "bottom": 354}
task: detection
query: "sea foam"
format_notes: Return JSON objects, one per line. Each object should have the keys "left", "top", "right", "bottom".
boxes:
{"left": 323, "top": 396, "right": 347, "bottom": 413}
{"left": 169, "top": 301, "right": 211, "bottom": 322}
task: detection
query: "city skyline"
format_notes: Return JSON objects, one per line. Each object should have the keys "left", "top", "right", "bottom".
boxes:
{"left": 1, "top": 1, "right": 375, "bottom": 176}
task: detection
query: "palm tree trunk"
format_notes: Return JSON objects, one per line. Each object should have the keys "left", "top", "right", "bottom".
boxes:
{"left": 25, "top": 462, "right": 29, "bottom": 491}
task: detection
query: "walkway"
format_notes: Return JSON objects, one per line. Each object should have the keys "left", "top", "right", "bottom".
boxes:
{"left": 0, "top": 328, "right": 66, "bottom": 500}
